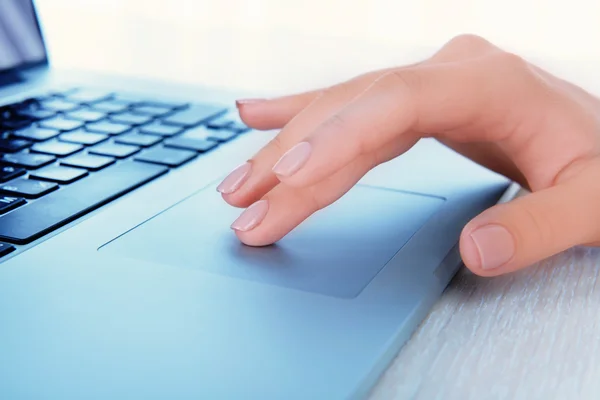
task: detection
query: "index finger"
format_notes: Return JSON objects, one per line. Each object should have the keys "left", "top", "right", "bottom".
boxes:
{"left": 270, "top": 54, "right": 530, "bottom": 188}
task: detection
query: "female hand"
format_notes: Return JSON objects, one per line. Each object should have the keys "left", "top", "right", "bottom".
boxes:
{"left": 217, "top": 34, "right": 600, "bottom": 277}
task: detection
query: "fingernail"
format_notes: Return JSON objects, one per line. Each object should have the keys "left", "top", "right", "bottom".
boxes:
{"left": 470, "top": 224, "right": 515, "bottom": 270}
{"left": 217, "top": 162, "right": 252, "bottom": 194}
{"left": 236, "top": 99, "right": 266, "bottom": 107}
{"left": 272, "top": 142, "right": 312, "bottom": 177}
{"left": 231, "top": 199, "right": 269, "bottom": 232}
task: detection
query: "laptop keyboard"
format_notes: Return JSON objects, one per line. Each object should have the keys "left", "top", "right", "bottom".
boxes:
{"left": 0, "top": 88, "right": 250, "bottom": 254}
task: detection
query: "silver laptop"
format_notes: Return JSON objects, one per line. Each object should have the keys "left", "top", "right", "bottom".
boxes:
{"left": 0, "top": 1, "right": 515, "bottom": 399}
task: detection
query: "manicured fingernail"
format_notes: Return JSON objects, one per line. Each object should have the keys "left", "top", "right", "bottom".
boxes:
{"left": 217, "top": 162, "right": 252, "bottom": 194}
{"left": 231, "top": 199, "right": 269, "bottom": 232}
{"left": 470, "top": 224, "right": 515, "bottom": 270}
{"left": 236, "top": 99, "right": 265, "bottom": 107}
{"left": 272, "top": 142, "right": 312, "bottom": 177}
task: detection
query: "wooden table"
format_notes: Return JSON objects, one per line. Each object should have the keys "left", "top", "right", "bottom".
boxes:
{"left": 37, "top": 5, "right": 600, "bottom": 398}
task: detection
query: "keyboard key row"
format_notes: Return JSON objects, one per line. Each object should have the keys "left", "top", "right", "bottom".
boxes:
{"left": 0, "top": 161, "right": 169, "bottom": 244}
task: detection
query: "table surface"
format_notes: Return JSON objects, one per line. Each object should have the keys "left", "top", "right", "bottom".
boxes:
{"left": 36, "top": 5, "right": 600, "bottom": 400}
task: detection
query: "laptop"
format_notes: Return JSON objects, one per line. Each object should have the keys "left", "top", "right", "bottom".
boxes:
{"left": 0, "top": 1, "right": 516, "bottom": 399}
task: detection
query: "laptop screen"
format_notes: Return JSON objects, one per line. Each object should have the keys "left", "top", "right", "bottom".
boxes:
{"left": 0, "top": 0, "right": 46, "bottom": 73}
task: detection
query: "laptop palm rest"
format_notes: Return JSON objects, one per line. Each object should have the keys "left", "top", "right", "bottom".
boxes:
{"left": 100, "top": 183, "right": 445, "bottom": 298}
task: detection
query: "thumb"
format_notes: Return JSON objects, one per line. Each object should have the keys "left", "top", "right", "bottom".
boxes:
{"left": 459, "top": 171, "right": 600, "bottom": 276}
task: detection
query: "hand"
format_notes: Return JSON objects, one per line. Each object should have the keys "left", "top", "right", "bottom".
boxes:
{"left": 217, "top": 34, "right": 600, "bottom": 277}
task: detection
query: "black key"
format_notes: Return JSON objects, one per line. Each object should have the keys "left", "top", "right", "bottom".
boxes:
{"left": 0, "top": 165, "right": 26, "bottom": 183}
{"left": 138, "top": 121, "right": 182, "bottom": 137}
{"left": 89, "top": 142, "right": 139, "bottom": 159}
{"left": 0, "top": 242, "right": 15, "bottom": 257}
{"left": 0, "top": 178, "right": 58, "bottom": 199}
{"left": 61, "top": 153, "right": 115, "bottom": 171}
{"left": 39, "top": 116, "right": 84, "bottom": 132}
{"left": 0, "top": 196, "right": 26, "bottom": 215}
{"left": 162, "top": 104, "right": 226, "bottom": 127}
{"left": 131, "top": 105, "right": 172, "bottom": 117}
{"left": 41, "top": 98, "right": 80, "bottom": 112}
{"left": 164, "top": 136, "right": 218, "bottom": 153}
{"left": 115, "top": 132, "right": 162, "bottom": 147}
{"left": 17, "top": 108, "right": 55, "bottom": 120}
{"left": 30, "top": 165, "right": 88, "bottom": 184}
{"left": 65, "top": 89, "right": 112, "bottom": 104}
{"left": 59, "top": 130, "right": 108, "bottom": 146}
{"left": 0, "top": 161, "right": 168, "bottom": 244}
{"left": 12, "top": 126, "right": 60, "bottom": 141}
{"left": 0, "top": 153, "right": 55, "bottom": 169}
{"left": 86, "top": 121, "right": 131, "bottom": 135}
{"left": 0, "top": 138, "right": 31, "bottom": 153}
{"left": 109, "top": 112, "right": 153, "bottom": 126}
{"left": 64, "top": 108, "right": 106, "bottom": 123}
{"left": 135, "top": 147, "right": 196, "bottom": 167}
{"left": 90, "top": 99, "right": 130, "bottom": 114}
{"left": 31, "top": 141, "right": 83, "bottom": 157}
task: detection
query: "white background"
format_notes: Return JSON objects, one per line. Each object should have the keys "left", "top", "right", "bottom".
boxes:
{"left": 35, "top": 0, "right": 600, "bottom": 95}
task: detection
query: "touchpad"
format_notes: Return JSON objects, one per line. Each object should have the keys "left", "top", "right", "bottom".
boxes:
{"left": 100, "top": 184, "right": 444, "bottom": 298}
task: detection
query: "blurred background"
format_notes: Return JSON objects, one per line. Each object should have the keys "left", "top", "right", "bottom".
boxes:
{"left": 35, "top": 0, "right": 600, "bottom": 96}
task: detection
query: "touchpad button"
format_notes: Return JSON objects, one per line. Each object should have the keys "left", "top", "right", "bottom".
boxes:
{"left": 100, "top": 184, "right": 444, "bottom": 298}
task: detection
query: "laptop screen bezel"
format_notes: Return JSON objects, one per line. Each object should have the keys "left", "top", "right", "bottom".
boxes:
{"left": 0, "top": 0, "right": 49, "bottom": 76}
